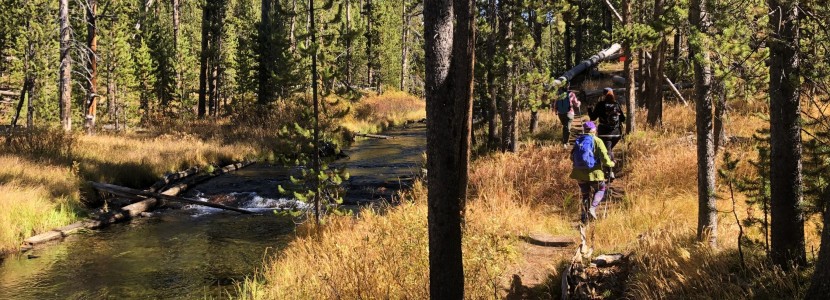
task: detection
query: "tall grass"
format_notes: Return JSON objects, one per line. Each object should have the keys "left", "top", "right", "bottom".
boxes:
{"left": 341, "top": 91, "right": 426, "bottom": 134}
{"left": 241, "top": 102, "right": 820, "bottom": 299}
{"left": 0, "top": 126, "right": 257, "bottom": 255}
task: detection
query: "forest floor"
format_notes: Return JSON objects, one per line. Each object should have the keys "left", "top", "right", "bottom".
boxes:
{"left": 239, "top": 100, "right": 822, "bottom": 299}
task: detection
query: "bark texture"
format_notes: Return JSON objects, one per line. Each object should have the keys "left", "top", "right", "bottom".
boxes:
{"left": 689, "top": 0, "right": 717, "bottom": 247}
{"left": 424, "top": 0, "right": 475, "bottom": 297}
{"left": 622, "top": 0, "right": 635, "bottom": 134}
{"left": 768, "top": 0, "right": 806, "bottom": 267}
{"left": 59, "top": 0, "right": 72, "bottom": 131}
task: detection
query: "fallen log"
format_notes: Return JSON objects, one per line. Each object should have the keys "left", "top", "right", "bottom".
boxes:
{"left": 21, "top": 161, "right": 254, "bottom": 248}
{"left": 148, "top": 166, "right": 200, "bottom": 192}
{"left": 663, "top": 75, "right": 689, "bottom": 106}
{"left": 354, "top": 132, "right": 393, "bottom": 139}
{"left": 552, "top": 44, "right": 622, "bottom": 88}
{"left": 90, "top": 182, "right": 255, "bottom": 214}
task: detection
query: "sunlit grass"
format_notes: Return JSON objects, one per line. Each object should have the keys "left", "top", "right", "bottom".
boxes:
{"left": 340, "top": 91, "right": 425, "bottom": 134}
{"left": 0, "top": 128, "right": 258, "bottom": 255}
{"left": 241, "top": 101, "right": 821, "bottom": 299}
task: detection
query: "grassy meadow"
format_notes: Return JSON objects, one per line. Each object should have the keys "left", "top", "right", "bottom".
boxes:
{"left": 238, "top": 100, "right": 821, "bottom": 299}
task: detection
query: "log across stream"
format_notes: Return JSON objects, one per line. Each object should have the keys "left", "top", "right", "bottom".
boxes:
{"left": 0, "top": 124, "right": 426, "bottom": 299}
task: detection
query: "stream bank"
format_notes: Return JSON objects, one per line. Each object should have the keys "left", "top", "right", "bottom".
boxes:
{"left": 0, "top": 124, "right": 425, "bottom": 299}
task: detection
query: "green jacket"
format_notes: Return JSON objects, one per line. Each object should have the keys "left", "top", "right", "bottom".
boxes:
{"left": 569, "top": 134, "right": 615, "bottom": 182}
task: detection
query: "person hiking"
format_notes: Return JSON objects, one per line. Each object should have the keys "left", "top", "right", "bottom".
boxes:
{"left": 555, "top": 86, "right": 581, "bottom": 147}
{"left": 589, "top": 88, "right": 626, "bottom": 161}
{"left": 570, "top": 121, "right": 615, "bottom": 220}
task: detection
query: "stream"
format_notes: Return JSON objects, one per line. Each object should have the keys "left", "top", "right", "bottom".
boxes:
{"left": 0, "top": 124, "right": 425, "bottom": 299}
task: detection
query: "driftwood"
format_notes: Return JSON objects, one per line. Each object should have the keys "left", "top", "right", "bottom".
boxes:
{"left": 354, "top": 132, "right": 393, "bottom": 139}
{"left": 90, "top": 182, "right": 255, "bottom": 214}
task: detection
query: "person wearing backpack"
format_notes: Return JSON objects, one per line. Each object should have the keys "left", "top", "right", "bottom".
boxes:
{"left": 570, "top": 121, "right": 615, "bottom": 220}
{"left": 589, "top": 88, "right": 626, "bottom": 161}
{"left": 554, "top": 86, "right": 581, "bottom": 146}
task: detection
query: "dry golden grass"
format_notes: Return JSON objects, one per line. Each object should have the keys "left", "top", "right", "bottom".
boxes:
{"left": 341, "top": 91, "right": 426, "bottom": 134}
{"left": 0, "top": 127, "right": 257, "bottom": 255}
{"left": 242, "top": 101, "right": 821, "bottom": 299}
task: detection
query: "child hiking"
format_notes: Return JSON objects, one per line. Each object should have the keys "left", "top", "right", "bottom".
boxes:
{"left": 555, "top": 86, "right": 581, "bottom": 146}
{"left": 589, "top": 88, "right": 626, "bottom": 161}
{"left": 570, "top": 121, "right": 615, "bottom": 220}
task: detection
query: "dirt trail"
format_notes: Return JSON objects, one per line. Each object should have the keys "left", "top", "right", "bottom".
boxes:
{"left": 501, "top": 116, "right": 631, "bottom": 299}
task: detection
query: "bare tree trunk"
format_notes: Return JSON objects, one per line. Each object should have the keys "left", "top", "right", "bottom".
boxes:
{"left": 424, "top": 0, "right": 475, "bottom": 297}
{"left": 768, "top": 0, "right": 806, "bottom": 268}
{"left": 564, "top": 23, "right": 573, "bottom": 70}
{"left": 399, "top": 0, "right": 409, "bottom": 92}
{"left": 366, "top": 0, "right": 373, "bottom": 89}
{"left": 498, "top": 0, "right": 515, "bottom": 152}
{"left": 84, "top": 0, "right": 99, "bottom": 134}
{"left": 714, "top": 82, "right": 727, "bottom": 151}
{"left": 574, "top": 0, "right": 586, "bottom": 66}
{"left": 345, "top": 0, "right": 352, "bottom": 85}
{"left": 59, "top": 0, "right": 72, "bottom": 132}
{"left": 290, "top": 0, "right": 296, "bottom": 51}
{"left": 198, "top": 0, "right": 211, "bottom": 118}
{"left": 623, "top": 0, "right": 635, "bottom": 134}
{"left": 173, "top": 0, "right": 182, "bottom": 101}
{"left": 309, "top": 0, "right": 321, "bottom": 224}
{"left": 646, "top": 39, "right": 666, "bottom": 126}
{"left": 806, "top": 188, "right": 830, "bottom": 299}
{"left": 689, "top": 0, "right": 717, "bottom": 248}
{"left": 486, "top": 0, "right": 499, "bottom": 149}
{"left": 528, "top": 8, "right": 542, "bottom": 134}
{"left": 12, "top": 36, "right": 33, "bottom": 128}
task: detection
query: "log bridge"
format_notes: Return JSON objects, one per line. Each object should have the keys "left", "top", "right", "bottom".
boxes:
{"left": 21, "top": 161, "right": 254, "bottom": 251}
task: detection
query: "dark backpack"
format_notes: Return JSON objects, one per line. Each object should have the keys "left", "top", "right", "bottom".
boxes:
{"left": 555, "top": 92, "right": 572, "bottom": 114}
{"left": 572, "top": 135, "right": 597, "bottom": 169}
{"left": 601, "top": 102, "right": 622, "bottom": 129}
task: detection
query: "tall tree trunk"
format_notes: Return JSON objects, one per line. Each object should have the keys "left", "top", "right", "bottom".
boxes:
{"left": 768, "top": 0, "right": 806, "bottom": 268}
{"left": 198, "top": 0, "right": 210, "bottom": 118}
{"left": 714, "top": 82, "right": 727, "bottom": 152}
{"left": 637, "top": 49, "right": 648, "bottom": 108}
{"left": 12, "top": 35, "right": 33, "bottom": 128}
{"left": 574, "top": 2, "right": 583, "bottom": 68}
{"left": 290, "top": 0, "right": 296, "bottom": 51}
{"left": 498, "top": 0, "right": 515, "bottom": 152}
{"left": 26, "top": 80, "right": 34, "bottom": 128}
{"left": 564, "top": 22, "right": 573, "bottom": 70}
{"left": 646, "top": 40, "right": 666, "bottom": 126}
{"left": 366, "top": 0, "right": 374, "bottom": 89}
{"left": 689, "top": 0, "right": 717, "bottom": 248}
{"left": 85, "top": 0, "right": 99, "bottom": 134}
{"left": 59, "top": 0, "right": 72, "bottom": 132}
{"left": 11, "top": 80, "right": 30, "bottom": 127}
{"left": 806, "top": 188, "right": 830, "bottom": 299}
{"left": 309, "top": 0, "right": 321, "bottom": 224}
{"left": 528, "top": 8, "right": 542, "bottom": 134}
{"left": 173, "top": 0, "right": 182, "bottom": 101}
{"left": 424, "top": 0, "right": 475, "bottom": 297}
{"left": 399, "top": 0, "right": 409, "bottom": 92}
{"left": 486, "top": 0, "right": 499, "bottom": 149}
{"left": 345, "top": 0, "right": 352, "bottom": 86}
{"left": 623, "top": 0, "right": 635, "bottom": 134}
{"left": 673, "top": 31, "right": 681, "bottom": 62}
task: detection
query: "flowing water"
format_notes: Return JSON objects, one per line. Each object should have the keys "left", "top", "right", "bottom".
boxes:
{"left": 0, "top": 124, "right": 425, "bottom": 299}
